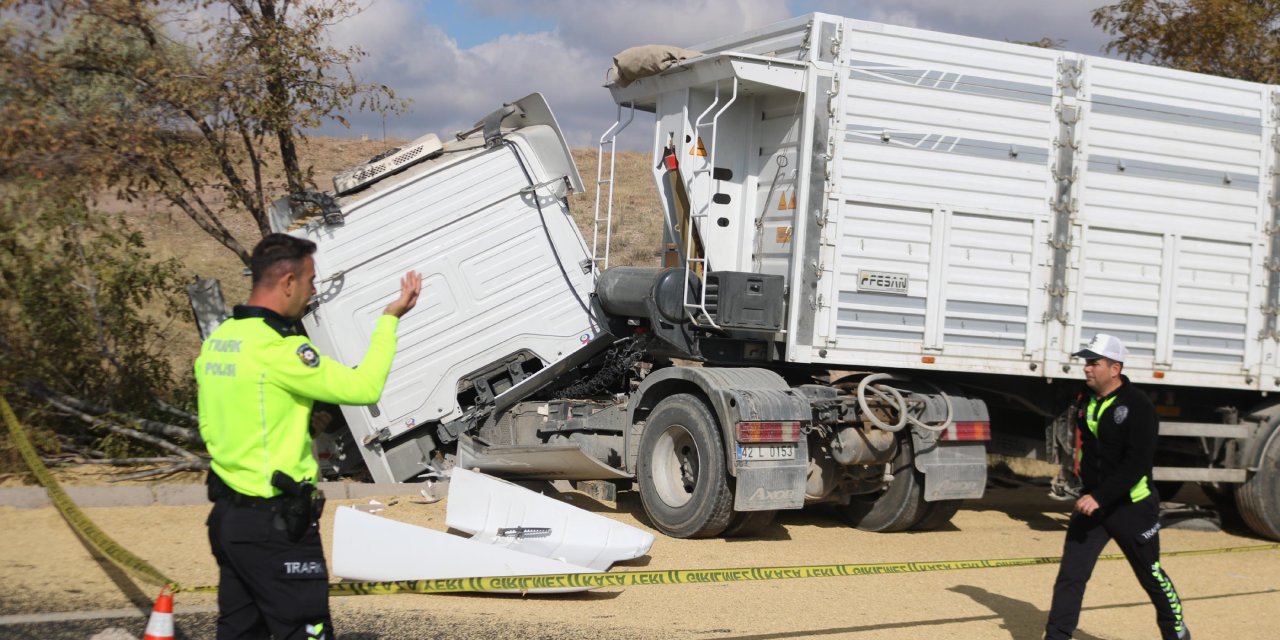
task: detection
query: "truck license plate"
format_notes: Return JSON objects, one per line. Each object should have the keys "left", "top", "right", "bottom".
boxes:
{"left": 736, "top": 444, "right": 796, "bottom": 461}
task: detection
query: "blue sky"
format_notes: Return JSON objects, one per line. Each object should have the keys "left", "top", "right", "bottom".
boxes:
{"left": 327, "top": 1, "right": 1116, "bottom": 148}
{"left": 414, "top": 1, "right": 557, "bottom": 48}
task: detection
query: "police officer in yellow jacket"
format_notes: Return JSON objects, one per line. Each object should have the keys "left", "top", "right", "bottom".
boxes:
{"left": 1045, "top": 334, "right": 1189, "bottom": 640}
{"left": 195, "top": 233, "right": 421, "bottom": 640}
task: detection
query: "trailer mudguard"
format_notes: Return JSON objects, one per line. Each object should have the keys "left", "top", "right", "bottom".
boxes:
{"left": 627, "top": 367, "right": 810, "bottom": 510}
{"left": 911, "top": 431, "right": 988, "bottom": 501}
{"left": 909, "top": 393, "right": 990, "bottom": 501}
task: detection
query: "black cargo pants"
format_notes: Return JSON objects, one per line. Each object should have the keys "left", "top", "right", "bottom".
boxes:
{"left": 207, "top": 500, "right": 332, "bottom": 640}
{"left": 1045, "top": 495, "right": 1189, "bottom": 640}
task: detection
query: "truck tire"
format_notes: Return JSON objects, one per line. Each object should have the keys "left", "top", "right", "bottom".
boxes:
{"left": 722, "top": 510, "right": 777, "bottom": 537}
{"left": 637, "top": 393, "right": 734, "bottom": 538}
{"left": 839, "top": 436, "right": 929, "bottom": 532}
{"left": 1236, "top": 434, "right": 1280, "bottom": 541}
{"left": 911, "top": 499, "right": 962, "bottom": 531}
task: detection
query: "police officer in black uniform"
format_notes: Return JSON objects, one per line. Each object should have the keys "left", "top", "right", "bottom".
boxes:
{"left": 196, "top": 234, "right": 421, "bottom": 640}
{"left": 1045, "top": 333, "right": 1189, "bottom": 639}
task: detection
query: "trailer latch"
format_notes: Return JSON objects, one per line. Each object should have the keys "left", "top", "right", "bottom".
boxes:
{"left": 496, "top": 526, "right": 553, "bottom": 539}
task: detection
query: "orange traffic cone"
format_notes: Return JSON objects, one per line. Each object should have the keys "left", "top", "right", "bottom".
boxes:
{"left": 142, "top": 586, "right": 175, "bottom": 640}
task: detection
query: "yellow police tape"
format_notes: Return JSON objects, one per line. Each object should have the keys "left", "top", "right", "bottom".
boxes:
{"left": 5, "top": 393, "right": 1280, "bottom": 598}
{"left": 315, "top": 542, "right": 1280, "bottom": 596}
{"left": 1, "top": 394, "right": 178, "bottom": 589}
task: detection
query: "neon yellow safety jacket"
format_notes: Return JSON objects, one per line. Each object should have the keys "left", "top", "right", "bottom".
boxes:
{"left": 195, "top": 306, "right": 399, "bottom": 498}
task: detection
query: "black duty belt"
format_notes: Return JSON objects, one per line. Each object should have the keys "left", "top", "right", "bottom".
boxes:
{"left": 220, "top": 491, "right": 285, "bottom": 512}
{"left": 207, "top": 470, "right": 283, "bottom": 512}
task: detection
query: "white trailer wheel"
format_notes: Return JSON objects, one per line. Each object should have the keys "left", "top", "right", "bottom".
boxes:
{"left": 650, "top": 424, "right": 698, "bottom": 508}
{"left": 637, "top": 394, "right": 734, "bottom": 538}
{"left": 1236, "top": 433, "right": 1280, "bottom": 541}
{"left": 839, "top": 435, "right": 930, "bottom": 533}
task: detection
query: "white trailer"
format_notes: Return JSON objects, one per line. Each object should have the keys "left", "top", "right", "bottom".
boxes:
{"left": 601, "top": 13, "right": 1280, "bottom": 539}
{"left": 608, "top": 13, "right": 1273, "bottom": 389}
{"left": 260, "top": 14, "right": 1280, "bottom": 541}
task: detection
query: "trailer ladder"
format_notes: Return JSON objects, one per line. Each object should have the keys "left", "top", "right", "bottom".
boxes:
{"left": 684, "top": 78, "right": 739, "bottom": 328}
{"left": 591, "top": 102, "right": 636, "bottom": 277}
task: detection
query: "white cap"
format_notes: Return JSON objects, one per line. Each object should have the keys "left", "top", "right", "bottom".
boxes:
{"left": 1074, "top": 333, "right": 1128, "bottom": 363}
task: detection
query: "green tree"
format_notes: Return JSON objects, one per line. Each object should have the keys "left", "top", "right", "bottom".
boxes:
{"left": 1093, "top": 0, "right": 1280, "bottom": 82}
{"left": 0, "top": 0, "right": 405, "bottom": 265}
{"left": 0, "top": 178, "right": 195, "bottom": 469}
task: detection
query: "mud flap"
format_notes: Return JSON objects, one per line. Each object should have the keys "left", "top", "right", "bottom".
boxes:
{"left": 911, "top": 432, "right": 987, "bottom": 501}
{"left": 732, "top": 438, "right": 808, "bottom": 511}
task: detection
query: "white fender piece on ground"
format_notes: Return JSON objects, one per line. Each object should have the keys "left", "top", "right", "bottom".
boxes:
{"left": 445, "top": 468, "right": 655, "bottom": 571}
{"left": 331, "top": 506, "right": 601, "bottom": 593}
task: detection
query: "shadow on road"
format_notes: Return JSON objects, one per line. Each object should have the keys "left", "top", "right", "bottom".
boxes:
{"left": 707, "top": 585, "right": 1279, "bottom": 639}
{"left": 968, "top": 484, "right": 1072, "bottom": 532}
{"left": 950, "top": 584, "right": 1104, "bottom": 640}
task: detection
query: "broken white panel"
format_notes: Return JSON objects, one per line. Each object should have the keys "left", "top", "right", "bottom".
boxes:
{"left": 331, "top": 506, "right": 600, "bottom": 594}
{"left": 446, "top": 468, "right": 655, "bottom": 571}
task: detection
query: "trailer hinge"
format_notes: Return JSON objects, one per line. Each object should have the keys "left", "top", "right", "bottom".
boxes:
{"left": 829, "top": 24, "right": 844, "bottom": 61}
{"left": 362, "top": 427, "right": 391, "bottom": 447}
{"left": 1054, "top": 104, "right": 1081, "bottom": 125}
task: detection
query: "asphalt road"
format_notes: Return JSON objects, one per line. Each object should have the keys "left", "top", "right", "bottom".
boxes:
{"left": 2, "top": 481, "right": 1277, "bottom": 639}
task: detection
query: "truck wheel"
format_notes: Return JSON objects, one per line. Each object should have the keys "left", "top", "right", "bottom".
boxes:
{"left": 840, "top": 436, "right": 929, "bottom": 532}
{"left": 722, "top": 510, "right": 777, "bottom": 537}
{"left": 1236, "top": 434, "right": 1280, "bottom": 541}
{"left": 911, "top": 499, "right": 962, "bottom": 531}
{"left": 637, "top": 394, "right": 734, "bottom": 538}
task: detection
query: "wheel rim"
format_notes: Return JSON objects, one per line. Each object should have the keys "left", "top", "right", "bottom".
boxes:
{"left": 651, "top": 423, "right": 701, "bottom": 508}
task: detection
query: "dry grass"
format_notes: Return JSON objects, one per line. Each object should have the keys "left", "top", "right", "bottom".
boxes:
{"left": 118, "top": 137, "right": 663, "bottom": 368}
{"left": 568, "top": 148, "right": 665, "bottom": 267}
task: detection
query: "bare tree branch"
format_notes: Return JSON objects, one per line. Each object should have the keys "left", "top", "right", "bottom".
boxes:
{"left": 23, "top": 381, "right": 203, "bottom": 447}
{"left": 154, "top": 399, "right": 198, "bottom": 424}
{"left": 150, "top": 162, "right": 251, "bottom": 264}
{"left": 80, "top": 456, "right": 189, "bottom": 466}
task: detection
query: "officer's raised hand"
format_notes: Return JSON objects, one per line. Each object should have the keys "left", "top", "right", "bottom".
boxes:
{"left": 384, "top": 271, "right": 422, "bottom": 318}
